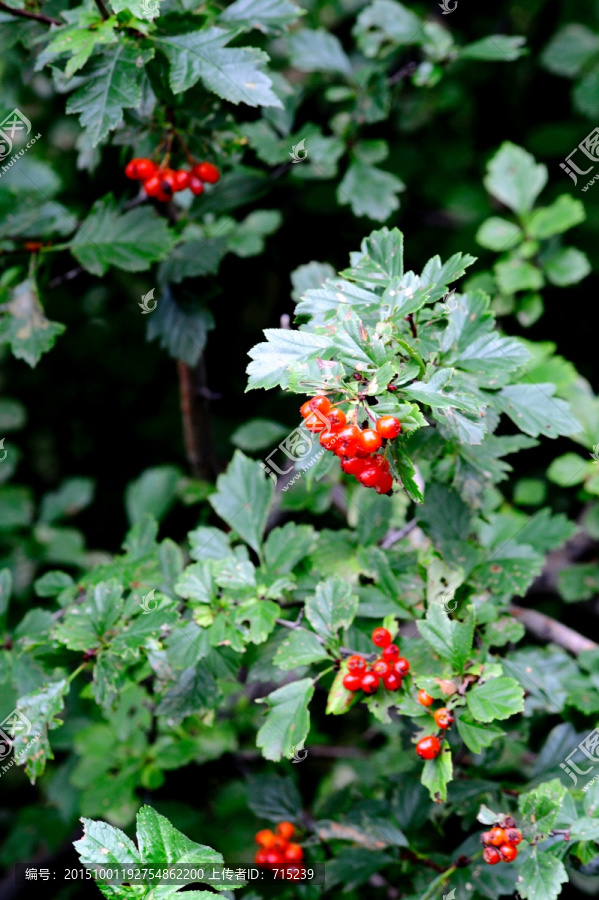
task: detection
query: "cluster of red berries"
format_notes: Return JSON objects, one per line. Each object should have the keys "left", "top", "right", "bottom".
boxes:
{"left": 342, "top": 627, "right": 410, "bottom": 694}
{"left": 254, "top": 822, "right": 304, "bottom": 870}
{"left": 481, "top": 819, "right": 522, "bottom": 865}
{"left": 300, "top": 396, "right": 402, "bottom": 495}
{"left": 125, "top": 158, "right": 220, "bottom": 201}
{"left": 413, "top": 690, "right": 455, "bottom": 760}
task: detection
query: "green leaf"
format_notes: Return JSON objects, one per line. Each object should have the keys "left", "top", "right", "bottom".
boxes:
{"left": 495, "top": 383, "right": 580, "bottom": 438}
{"left": 287, "top": 28, "right": 351, "bottom": 74}
{"left": 543, "top": 247, "right": 591, "bottom": 286}
{"left": 305, "top": 576, "right": 359, "bottom": 638}
{"left": 70, "top": 196, "right": 174, "bottom": 276}
{"left": 0, "top": 569, "right": 11, "bottom": 618}
{"left": 421, "top": 740, "right": 453, "bottom": 803}
{"left": 456, "top": 334, "right": 531, "bottom": 385}
{"left": 484, "top": 142, "right": 548, "bottom": 214}
{"left": 53, "top": 581, "right": 124, "bottom": 651}
{"left": 324, "top": 848, "right": 393, "bottom": 890}
{"left": 155, "top": 663, "right": 219, "bottom": 722}
{"left": 518, "top": 850, "right": 568, "bottom": 900}
{"left": 460, "top": 35, "right": 527, "bottom": 62}
{"left": 155, "top": 27, "right": 282, "bottom": 106}
{"left": 527, "top": 195, "right": 585, "bottom": 239}
{"left": 125, "top": 466, "right": 181, "bottom": 526}
{"left": 274, "top": 629, "right": 329, "bottom": 669}
{"left": 231, "top": 418, "right": 288, "bottom": 452}
{"left": 0, "top": 279, "right": 64, "bottom": 367}
{"left": 39, "top": 478, "right": 94, "bottom": 524}
{"left": 256, "top": 677, "right": 314, "bottom": 760}
{"left": 12, "top": 679, "right": 70, "bottom": 782}
{"left": 547, "top": 453, "right": 590, "bottom": 486}
{"left": 36, "top": 13, "right": 117, "bottom": 79}
{"left": 246, "top": 773, "right": 302, "bottom": 822}
{"left": 146, "top": 289, "right": 215, "bottom": 367}
{"left": 228, "top": 210, "right": 282, "bottom": 257}
{"left": 158, "top": 226, "right": 228, "bottom": 283}
{"left": 66, "top": 42, "right": 153, "bottom": 145}
{"left": 574, "top": 66, "right": 599, "bottom": 118}
{"left": 541, "top": 24, "right": 599, "bottom": 78}
{"left": 456, "top": 713, "right": 505, "bottom": 753}
{"left": 417, "top": 604, "right": 474, "bottom": 672}
{"left": 209, "top": 451, "right": 273, "bottom": 554}
{"left": 403, "top": 368, "right": 478, "bottom": 411}
{"left": 74, "top": 817, "right": 141, "bottom": 868}
{"left": 495, "top": 259, "right": 544, "bottom": 293}
{"left": 264, "top": 523, "right": 316, "bottom": 574}
{"left": 246, "top": 328, "right": 328, "bottom": 390}
{"left": 476, "top": 216, "right": 523, "bottom": 251}
{"left": 558, "top": 563, "right": 599, "bottom": 602}
{"left": 353, "top": 0, "right": 421, "bottom": 58}
{"left": 337, "top": 161, "right": 404, "bottom": 221}
{"left": 466, "top": 677, "right": 525, "bottom": 722}
{"left": 220, "top": 0, "right": 302, "bottom": 33}
{"left": 519, "top": 779, "right": 568, "bottom": 838}
{"left": 135, "top": 805, "right": 223, "bottom": 865}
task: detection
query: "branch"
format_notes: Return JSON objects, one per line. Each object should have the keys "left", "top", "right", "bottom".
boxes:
{"left": 0, "top": 1, "right": 60, "bottom": 25}
{"left": 176, "top": 355, "right": 216, "bottom": 480}
{"left": 509, "top": 604, "right": 597, "bottom": 654}
{"left": 93, "top": 0, "right": 109, "bottom": 19}
{"left": 380, "top": 519, "right": 418, "bottom": 549}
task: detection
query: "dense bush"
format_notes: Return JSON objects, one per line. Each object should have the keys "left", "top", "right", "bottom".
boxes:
{"left": 1, "top": 1, "right": 599, "bottom": 899}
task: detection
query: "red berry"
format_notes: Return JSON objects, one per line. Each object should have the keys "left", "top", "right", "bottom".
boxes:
{"left": 342, "top": 672, "right": 362, "bottom": 692}
{"left": 194, "top": 161, "right": 220, "bottom": 183}
{"left": 360, "top": 671, "right": 380, "bottom": 694}
{"left": 434, "top": 708, "right": 454, "bottom": 729}
{"left": 504, "top": 828, "right": 522, "bottom": 845}
{"left": 159, "top": 168, "right": 176, "bottom": 196}
{"left": 320, "top": 427, "right": 342, "bottom": 450}
{"left": 256, "top": 830, "right": 276, "bottom": 848}
{"left": 418, "top": 689, "right": 433, "bottom": 707}
{"left": 358, "top": 463, "right": 384, "bottom": 487}
{"left": 333, "top": 424, "right": 361, "bottom": 458}
{"left": 137, "top": 158, "right": 157, "bottom": 179}
{"left": 300, "top": 400, "right": 312, "bottom": 418}
{"left": 503, "top": 817, "right": 517, "bottom": 829}
{"left": 284, "top": 843, "right": 303, "bottom": 863}
{"left": 415, "top": 735, "right": 441, "bottom": 759}
{"left": 264, "top": 850, "right": 284, "bottom": 867}
{"left": 173, "top": 169, "right": 190, "bottom": 191}
{"left": 488, "top": 828, "right": 506, "bottom": 847}
{"left": 347, "top": 655, "right": 367, "bottom": 672}
{"left": 304, "top": 412, "right": 328, "bottom": 433}
{"left": 483, "top": 846, "right": 501, "bottom": 865}
{"left": 255, "top": 849, "right": 269, "bottom": 865}
{"left": 372, "top": 659, "right": 390, "bottom": 677}
{"left": 143, "top": 174, "right": 162, "bottom": 197}
{"left": 125, "top": 159, "right": 140, "bottom": 179}
{"left": 189, "top": 174, "right": 205, "bottom": 196}
{"left": 308, "top": 396, "right": 332, "bottom": 415}
{"left": 326, "top": 408, "right": 346, "bottom": 428}
{"left": 499, "top": 844, "right": 517, "bottom": 862}
{"left": 382, "top": 644, "right": 400, "bottom": 662}
{"left": 340, "top": 457, "right": 368, "bottom": 476}
{"left": 481, "top": 831, "right": 493, "bottom": 845}
{"left": 372, "top": 627, "right": 392, "bottom": 648}
{"left": 375, "top": 471, "right": 394, "bottom": 494}
{"left": 276, "top": 822, "right": 295, "bottom": 840}
{"left": 393, "top": 657, "right": 410, "bottom": 676}
{"left": 376, "top": 416, "right": 402, "bottom": 439}
{"left": 382, "top": 671, "right": 402, "bottom": 691}
{"left": 357, "top": 429, "right": 382, "bottom": 454}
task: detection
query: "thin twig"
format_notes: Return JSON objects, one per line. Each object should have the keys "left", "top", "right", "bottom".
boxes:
{"left": 380, "top": 519, "right": 418, "bottom": 549}
{"left": 93, "top": 0, "right": 110, "bottom": 19}
{"left": 0, "top": 1, "right": 60, "bottom": 25}
{"left": 509, "top": 604, "right": 597, "bottom": 654}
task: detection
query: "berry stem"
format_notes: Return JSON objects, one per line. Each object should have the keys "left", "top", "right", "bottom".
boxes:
{"left": 0, "top": 1, "right": 60, "bottom": 25}
{"left": 93, "top": 0, "right": 110, "bottom": 19}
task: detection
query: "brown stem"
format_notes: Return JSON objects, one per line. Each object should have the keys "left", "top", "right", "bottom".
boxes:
{"left": 401, "top": 849, "right": 445, "bottom": 873}
{"left": 177, "top": 359, "right": 216, "bottom": 480}
{"left": 93, "top": 0, "right": 109, "bottom": 19}
{"left": 509, "top": 604, "right": 597, "bottom": 654}
{"left": 406, "top": 313, "right": 418, "bottom": 338}
{"left": 0, "top": 1, "right": 60, "bottom": 24}
{"left": 388, "top": 61, "right": 418, "bottom": 86}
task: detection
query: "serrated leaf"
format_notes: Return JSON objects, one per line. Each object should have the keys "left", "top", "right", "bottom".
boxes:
{"left": 53, "top": 581, "right": 124, "bottom": 651}
{"left": 11, "top": 679, "right": 70, "bottom": 782}
{"left": 456, "top": 713, "right": 505, "bottom": 753}
{"left": 246, "top": 773, "right": 302, "bottom": 821}
{"left": 274, "top": 629, "right": 329, "bottom": 669}
{"left": 66, "top": 43, "right": 153, "bottom": 145}
{"left": 337, "top": 161, "right": 404, "bottom": 221}
{"left": 71, "top": 196, "right": 174, "bottom": 276}
{"left": 541, "top": 24, "right": 599, "bottom": 77}
{"left": 421, "top": 740, "right": 452, "bottom": 803}
{"left": 527, "top": 194, "right": 585, "bottom": 239}
{"left": 220, "top": 0, "right": 303, "bottom": 33}
{"left": 155, "top": 27, "right": 282, "bottom": 106}
{"left": 353, "top": 0, "right": 421, "bottom": 58}
{"left": 155, "top": 664, "right": 219, "bottom": 722}
{"left": 135, "top": 805, "right": 223, "bottom": 865}
{"left": 0, "top": 279, "right": 64, "bottom": 367}
{"left": 417, "top": 604, "right": 474, "bottom": 672}
{"left": 466, "top": 677, "right": 524, "bottom": 722}
{"left": 209, "top": 451, "right": 273, "bottom": 553}
{"left": 246, "top": 328, "right": 328, "bottom": 390}
{"left": 403, "top": 368, "right": 478, "bottom": 411}
{"left": 256, "top": 677, "right": 314, "bottom": 760}
{"left": 460, "top": 35, "right": 527, "bottom": 61}
{"left": 147, "top": 288, "right": 215, "bottom": 367}
{"left": 36, "top": 14, "right": 117, "bottom": 79}
{"left": 287, "top": 28, "right": 351, "bottom": 74}
{"left": 305, "top": 576, "right": 359, "bottom": 638}
{"left": 495, "top": 383, "right": 580, "bottom": 438}
{"left": 484, "top": 142, "right": 548, "bottom": 214}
